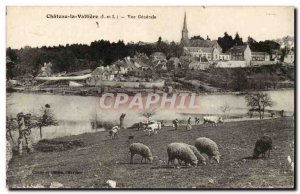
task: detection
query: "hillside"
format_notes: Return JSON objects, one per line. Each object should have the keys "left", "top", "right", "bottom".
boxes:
{"left": 7, "top": 117, "right": 294, "bottom": 189}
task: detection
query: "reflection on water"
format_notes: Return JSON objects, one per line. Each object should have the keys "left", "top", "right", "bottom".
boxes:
{"left": 7, "top": 90, "right": 294, "bottom": 141}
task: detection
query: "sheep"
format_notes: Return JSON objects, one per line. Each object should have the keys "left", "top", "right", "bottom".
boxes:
{"left": 187, "top": 144, "right": 207, "bottom": 165}
{"left": 129, "top": 143, "right": 153, "bottom": 164}
{"left": 167, "top": 143, "right": 198, "bottom": 166}
{"left": 138, "top": 122, "right": 147, "bottom": 131}
{"left": 195, "top": 137, "right": 221, "bottom": 163}
{"left": 253, "top": 135, "right": 272, "bottom": 158}
{"left": 109, "top": 126, "right": 120, "bottom": 139}
{"left": 177, "top": 144, "right": 207, "bottom": 166}
{"left": 144, "top": 121, "right": 161, "bottom": 136}
{"left": 203, "top": 116, "right": 223, "bottom": 127}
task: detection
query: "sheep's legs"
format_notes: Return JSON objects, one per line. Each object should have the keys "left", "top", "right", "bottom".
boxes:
{"left": 130, "top": 154, "right": 134, "bottom": 164}
{"left": 168, "top": 158, "right": 175, "bottom": 166}
{"left": 178, "top": 159, "right": 182, "bottom": 166}
{"left": 208, "top": 156, "right": 212, "bottom": 164}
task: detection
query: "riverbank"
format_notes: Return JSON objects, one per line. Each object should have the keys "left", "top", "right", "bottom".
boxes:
{"left": 7, "top": 86, "right": 295, "bottom": 97}
{"left": 7, "top": 117, "right": 294, "bottom": 188}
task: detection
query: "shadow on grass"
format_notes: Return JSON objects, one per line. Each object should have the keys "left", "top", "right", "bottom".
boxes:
{"left": 150, "top": 165, "right": 193, "bottom": 169}
{"left": 117, "top": 162, "right": 153, "bottom": 165}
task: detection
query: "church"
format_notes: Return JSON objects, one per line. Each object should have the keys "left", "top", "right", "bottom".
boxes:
{"left": 180, "top": 13, "right": 230, "bottom": 61}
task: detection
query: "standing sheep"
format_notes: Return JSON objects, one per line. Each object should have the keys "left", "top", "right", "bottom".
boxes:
{"left": 253, "top": 135, "right": 272, "bottom": 158}
{"left": 109, "top": 126, "right": 120, "bottom": 139}
{"left": 195, "top": 137, "right": 221, "bottom": 163}
{"left": 129, "top": 143, "right": 153, "bottom": 164}
{"left": 167, "top": 143, "right": 198, "bottom": 166}
{"left": 203, "top": 116, "right": 223, "bottom": 127}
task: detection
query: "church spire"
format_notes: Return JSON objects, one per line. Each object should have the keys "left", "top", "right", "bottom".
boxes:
{"left": 183, "top": 12, "right": 188, "bottom": 32}
{"left": 181, "top": 12, "right": 189, "bottom": 46}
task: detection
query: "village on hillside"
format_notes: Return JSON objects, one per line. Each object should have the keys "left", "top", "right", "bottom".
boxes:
{"left": 6, "top": 13, "right": 294, "bottom": 96}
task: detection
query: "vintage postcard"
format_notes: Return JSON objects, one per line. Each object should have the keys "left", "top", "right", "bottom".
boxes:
{"left": 6, "top": 6, "right": 295, "bottom": 189}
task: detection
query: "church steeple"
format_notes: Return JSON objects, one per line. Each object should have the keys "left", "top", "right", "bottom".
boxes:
{"left": 181, "top": 12, "right": 189, "bottom": 46}
{"left": 183, "top": 12, "right": 188, "bottom": 32}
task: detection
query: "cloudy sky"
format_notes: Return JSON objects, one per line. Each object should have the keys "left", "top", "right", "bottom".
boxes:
{"left": 7, "top": 6, "right": 294, "bottom": 49}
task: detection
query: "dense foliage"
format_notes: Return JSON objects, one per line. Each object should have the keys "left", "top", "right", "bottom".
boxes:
{"left": 6, "top": 38, "right": 183, "bottom": 79}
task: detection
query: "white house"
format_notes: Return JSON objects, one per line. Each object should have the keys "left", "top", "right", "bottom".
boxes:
{"left": 284, "top": 50, "right": 294, "bottom": 64}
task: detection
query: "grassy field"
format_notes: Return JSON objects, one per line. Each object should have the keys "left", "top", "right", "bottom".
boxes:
{"left": 7, "top": 117, "right": 294, "bottom": 189}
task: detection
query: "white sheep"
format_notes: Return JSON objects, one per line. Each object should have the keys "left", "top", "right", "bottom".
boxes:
{"left": 144, "top": 121, "right": 162, "bottom": 136}
{"left": 167, "top": 143, "right": 198, "bottom": 166}
{"left": 185, "top": 144, "right": 207, "bottom": 165}
{"left": 203, "top": 116, "right": 223, "bottom": 127}
{"left": 129, "top": 143, "right": 153, "bottom": 164}
{"left": 109, "top": 126, "right": 120, "bottom": 139}
{"left": 195, "top": 137, "right": 221, "bottom": 163}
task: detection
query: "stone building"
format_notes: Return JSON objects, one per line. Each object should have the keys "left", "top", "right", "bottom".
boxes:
{"left": 227, "top": 45, "right": 252, "bottom": 64}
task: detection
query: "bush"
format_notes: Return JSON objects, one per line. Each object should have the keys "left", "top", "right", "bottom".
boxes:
{"left": 35, "top": 139, "right": 84, "bottom": 152}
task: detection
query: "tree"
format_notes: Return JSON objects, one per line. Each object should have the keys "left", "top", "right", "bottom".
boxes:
{"left": 249, "top": 39, "right": 280, "bottom": 55}
{"left": 219, "top": 103, "right": 231, "bottom": 120}
{"left": 217, "top": 32, "right": 235, "bottom": 52}
{"left": 245, "top": 93, "right": 273, "bottom": 119}
{"left": 233, "top": 32, "right": 243, "bottom": 46}
{"left": 139, "top": 108, "right": 156, "bottom": 122}
{"left": 6, "top": 48, "right": 18, "bottom": 79}
{"left": 37, "top": 104, "right": 58, "bottom": 139}
{"left": 190, "top": 35, "right": 204, "bottom": 40}
{"left": 247, "top": 36, "right": 257, "bottom": 45}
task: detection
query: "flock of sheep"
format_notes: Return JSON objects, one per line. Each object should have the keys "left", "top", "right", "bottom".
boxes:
{"left": 129, "top": 137, "right": 219, "bottom": 166}
{"left": 128, "top": 135, "right": 272, "bottom": 167}
{"left": 108, "top": 114, "right": 273, "bottom": 167}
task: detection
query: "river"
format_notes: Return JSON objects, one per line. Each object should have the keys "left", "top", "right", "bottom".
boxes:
{"left": 6, "top": 90, "right": 294, "bottom": 142}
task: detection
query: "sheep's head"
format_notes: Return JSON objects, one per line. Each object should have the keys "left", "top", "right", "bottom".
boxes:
{"left": 219, "top": 117, "right": 224, "bottom": 123}
{"left": 213, "top": 155, "right": 221, "bottom": 163}
{"left": 147, "top": 156, "right": 153, "bottom": 163}
{"left": 191, "top": 159, "right": 198, "bottom": 166}
{"left": 252, "top": 149, "right": 260, "bottom": 158}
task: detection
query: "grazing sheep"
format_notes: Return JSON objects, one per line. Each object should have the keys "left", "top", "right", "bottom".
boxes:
{"left": 203, "top": 116, "right": 223, "bottom": 127}
{"left": 195, "top": 137, "right": 221, "bottom": 163}
{"left": 129, "top": 143, "right": 153, "bottom": 164}
{"left": 178, "top": 144, "right": 206, "bottom": 166}
{"left": 138, "top": 122, "right": 147, "bottom": 131}
{"left": 187, "top": 144, "right": 207, "bottom": 165}
{"left": 144, "top": 121, "right": 162, "bottom": 136}
{"left": 253, "top": 135, "right": 272, "bottom": 158}
{"left": 167, "top": 143, "right": 198, "bottom": 166}
{"left": 109, "top": 126, "right": 120, "bottom": 139}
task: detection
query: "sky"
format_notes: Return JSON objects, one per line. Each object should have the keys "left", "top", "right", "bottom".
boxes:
{"left": 6, "top": 6, "right": 294, "bottom": 49}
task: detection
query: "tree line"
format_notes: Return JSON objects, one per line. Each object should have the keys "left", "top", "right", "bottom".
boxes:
{"left": 6, "top": 38, "right": 183, "bottom": 79}
{"left": 6, "top": 32, "right": 282, "bottom": 79}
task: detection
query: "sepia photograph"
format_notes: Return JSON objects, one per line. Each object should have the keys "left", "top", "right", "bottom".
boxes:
{"left": 5, "top": 6, "right": 295, "bottom": 189}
